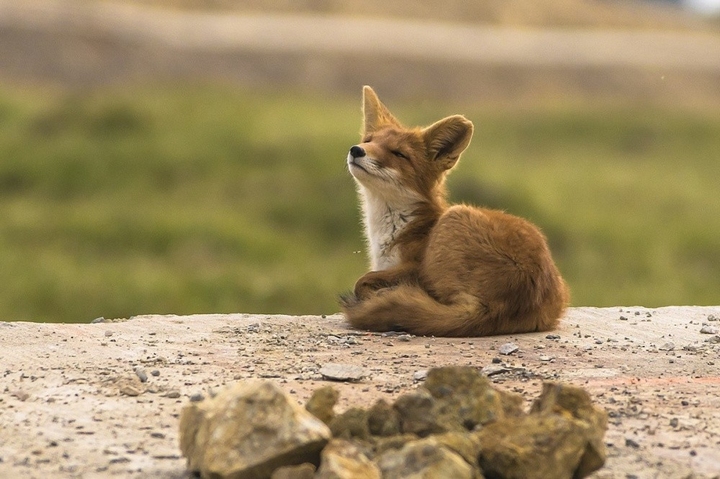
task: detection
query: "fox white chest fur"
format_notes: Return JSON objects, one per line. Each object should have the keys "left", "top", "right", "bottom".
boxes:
{"left": 357, "top": 187, "right": 415, "bottom": 271}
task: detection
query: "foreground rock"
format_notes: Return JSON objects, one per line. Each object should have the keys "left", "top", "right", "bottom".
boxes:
{"left": 179, "top": 367, "right": 608, "bottom": 478}
{"left": 316, "top": 439, "right": 381, "bottom": 479}
{"left": 376, "top": 436, "right": 475, "bottom": 479}
{"left": 477, "top": 383, "right": 608, "bottom": 479}
{"left": 179, "top": 380, "right": 331, "bottom": 479}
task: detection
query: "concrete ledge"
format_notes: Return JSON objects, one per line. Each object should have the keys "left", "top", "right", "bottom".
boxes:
{"left": 1, "top": 306, "right": 719, "bottom": 478}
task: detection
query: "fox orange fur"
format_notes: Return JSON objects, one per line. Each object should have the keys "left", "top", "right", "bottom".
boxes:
{"left": 340, "top": 86, "right": 569, "bottom": 337}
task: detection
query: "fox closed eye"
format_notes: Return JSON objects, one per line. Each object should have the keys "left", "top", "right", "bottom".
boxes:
{"left": 391, "top": 150, "right": 408, "bottom": 160}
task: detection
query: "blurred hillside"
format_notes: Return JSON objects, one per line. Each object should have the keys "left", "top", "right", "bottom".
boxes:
{"left": 106, "top": 0, "right": 715, "bottom": 29}
{"left": 0, "top": 0, "right": 718, "bottom": 322}
{"left": 2, "top": 0, "right": 719, "bottom": 107}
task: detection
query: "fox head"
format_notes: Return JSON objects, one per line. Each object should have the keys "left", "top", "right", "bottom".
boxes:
{"left": 347, "top": 86, "right": 473, "bottom": 204}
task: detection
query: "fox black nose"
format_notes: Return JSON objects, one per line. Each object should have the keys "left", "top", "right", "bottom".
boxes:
{"left": 349, "top": 145, "right": 366, "bottom": 158}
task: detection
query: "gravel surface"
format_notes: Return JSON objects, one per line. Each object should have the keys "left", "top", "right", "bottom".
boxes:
{"left": 1, "top": 306, "right": 720, "bottom": 478}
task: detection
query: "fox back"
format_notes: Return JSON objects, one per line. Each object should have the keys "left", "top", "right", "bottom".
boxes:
{"left": 341, "top": 86, "right": 569, "bottom": 337}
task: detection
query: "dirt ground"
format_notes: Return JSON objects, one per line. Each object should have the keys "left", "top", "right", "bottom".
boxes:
{"left": 1, "top": 306, "right": 719, "bottom": 478}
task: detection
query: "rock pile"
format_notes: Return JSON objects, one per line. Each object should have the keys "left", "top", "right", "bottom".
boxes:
{"left": 179, "top": 366, "right": 608, "bottom": 479}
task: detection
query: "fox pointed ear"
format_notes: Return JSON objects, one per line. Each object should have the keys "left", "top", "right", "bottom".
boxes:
{"left": 423, "top": 115, "right": 473, "bottom": 170}
{"left": 362, "top": 86, "right": 400, "bottom": 135}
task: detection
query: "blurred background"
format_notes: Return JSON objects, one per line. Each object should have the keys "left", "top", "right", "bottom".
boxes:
{"left": 0, "top": 0, "right": 719, "bottom": 323}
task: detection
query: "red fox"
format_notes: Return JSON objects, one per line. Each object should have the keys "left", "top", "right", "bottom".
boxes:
{"left": 340, "top": 86, "right": 569, "bottom": 337}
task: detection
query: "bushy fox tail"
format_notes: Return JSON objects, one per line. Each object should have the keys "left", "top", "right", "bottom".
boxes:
{"left": 341, "top": 284, "right": 562, "bottom": 337}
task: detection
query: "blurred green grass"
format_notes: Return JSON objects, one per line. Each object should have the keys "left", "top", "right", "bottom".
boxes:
{"left": 0, "top": 84, "right": 718, "bottom": 322}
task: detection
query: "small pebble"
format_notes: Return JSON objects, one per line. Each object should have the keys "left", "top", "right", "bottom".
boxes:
{"left": 700, "top": 325, "right": 719, "bottom": 335}
{"left": 498, "top": 343, "right": 519, "bottom": 355}
{"left": 189, "top": 393, "right": 204, "bottom": 402}
{"left": 11, "top": 391, "right": 30, "bottom": 401}
{"left": 545, "top": 334, "right": 560, "bottom": 340}
{"left": 319, "top": 363, "right": 366, "bottom": 382}
{"left": 104, "top": 331, "right": 113, "bottom": 337}
{"left": 625, "top": 438, "right": 640, "bottom": 449}
{"left": 151, "top": 370, "right": 160, "bottom": 377}
{"left": 120, "top": 385, "right": 142, "bottom": 397}
{"left": 134, "top": 368, "right": 148, "bottom": 383}
{"left": 413, "top": 369, "right": 428, "bottom": 381}
{"left": 481, "top": 365, "right": 510, "bottom": 377}
{"left": 164, "top": 390, "right": 181, "bottom": 399}
{"left": 491, "top": 357, "right": 502, "bottom": 364}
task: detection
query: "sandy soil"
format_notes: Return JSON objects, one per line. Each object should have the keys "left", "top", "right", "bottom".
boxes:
{"left": 1, "top": 306, "right": 719, "bottom": 478}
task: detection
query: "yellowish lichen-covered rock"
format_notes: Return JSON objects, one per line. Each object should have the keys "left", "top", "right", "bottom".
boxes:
{"left": 270, "top": 463, "right": 315, "bottom": 479}
{"left": 376, "top": 436, "right": 478, "bottom": 479}
{"left": 305, "top": 385, "right": 339, "bottom": 426}
{"left": 531, "top": 382, "right": 609, "bottom": 477}
{"left": 315, "top": 439, "right": 381, "bottom": 479}
{"left": 423, "top": 366, "right": 523, "bottom": 429}
{"left": 476, "top": 382, "right": 608, "bottom": 479}
{"left": 179, "top": 380, "right": 331, "bottom": 479}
